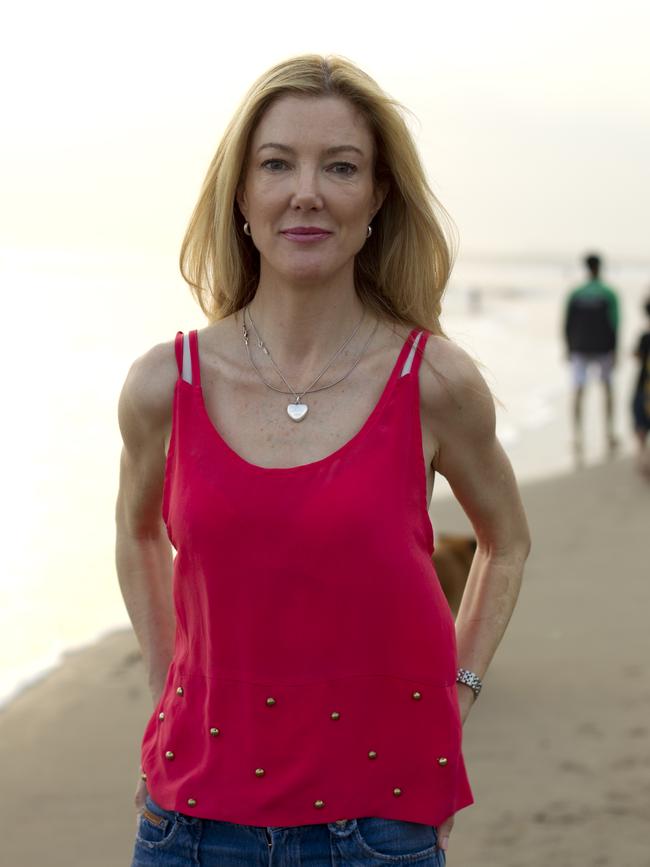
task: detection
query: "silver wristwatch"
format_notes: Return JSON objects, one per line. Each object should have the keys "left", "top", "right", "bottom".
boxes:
{"left": 456, "top": 667, "right": 482, "bottom": 699}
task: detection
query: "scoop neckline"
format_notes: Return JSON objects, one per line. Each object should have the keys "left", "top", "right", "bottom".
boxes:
{"left": 183, "top": 327, "right": 419, "bottom": 474}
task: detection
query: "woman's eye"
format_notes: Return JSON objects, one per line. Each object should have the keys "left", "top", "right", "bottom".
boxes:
{"left": 259, "top": 159, "right": 357, "bottom": 176}
{"left": 330, "top": 162, "right": 357, "bottom": 176}
{"left": 261, "top": 159, "right": 287, "bottom": 171}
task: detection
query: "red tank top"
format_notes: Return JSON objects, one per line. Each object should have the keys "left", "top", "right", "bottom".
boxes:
{"left": 140, "top": 326, "right": 474, "bottom": 828}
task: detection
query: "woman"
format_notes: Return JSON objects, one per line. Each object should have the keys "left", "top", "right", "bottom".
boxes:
{"left": 116, "top": 54, "right": 531, "bottom": 866}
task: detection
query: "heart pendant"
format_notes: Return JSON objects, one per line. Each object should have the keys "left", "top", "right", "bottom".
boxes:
{"left": 287, "top": 402, "right": 308, "bottom": 422}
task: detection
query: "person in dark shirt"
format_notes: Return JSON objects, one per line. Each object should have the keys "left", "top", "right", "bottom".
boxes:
{"left": 632, "top": 296, "right": 650, "bottom": 477}
{"left": 564, "top": 253, "right": 620, "bottom": 460}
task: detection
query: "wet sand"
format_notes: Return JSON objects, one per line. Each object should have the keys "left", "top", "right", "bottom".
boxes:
{"left": 1, "top": 455, "right": 648, "bottom": 866}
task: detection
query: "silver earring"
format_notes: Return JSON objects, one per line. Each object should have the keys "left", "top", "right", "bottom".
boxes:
{"left": 367, "top": 225, "right": 373, "bottom": 239}
{"left": 243, "top": 221, "right": 252, "bottom": 236}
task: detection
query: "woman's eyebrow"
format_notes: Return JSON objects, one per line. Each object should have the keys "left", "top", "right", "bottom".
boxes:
{"left": 256, "top": 142, "right": 365, "bottom": 157}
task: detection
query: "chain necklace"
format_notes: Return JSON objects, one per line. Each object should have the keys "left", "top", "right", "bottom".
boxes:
{"left": 241, "top": 304, "right": 379, "bottom": 422}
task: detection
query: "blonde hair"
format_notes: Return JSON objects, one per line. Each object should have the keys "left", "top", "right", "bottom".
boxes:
{"left": 179, "top": 53, "right": 456, "bottom": 337}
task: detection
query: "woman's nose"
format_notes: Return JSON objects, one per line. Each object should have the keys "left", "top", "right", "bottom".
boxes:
{"left": 290, "top": 168, "right": 323, "bottom": 210}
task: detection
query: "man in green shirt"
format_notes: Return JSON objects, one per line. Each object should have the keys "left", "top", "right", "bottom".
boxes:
{"left": 564, "top": 253, "right": 620, "bottom": 460}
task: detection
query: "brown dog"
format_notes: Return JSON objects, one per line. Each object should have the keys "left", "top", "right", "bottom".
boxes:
{"left": 432, "top": 534, "right": 477, "bottom": 619}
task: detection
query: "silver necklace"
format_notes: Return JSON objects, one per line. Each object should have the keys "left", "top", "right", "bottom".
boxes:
{"left": 241, "top": 304, "right": 379, "bottom": 422}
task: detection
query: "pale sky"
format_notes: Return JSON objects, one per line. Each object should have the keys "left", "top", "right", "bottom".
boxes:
{"left": 2, "top": 0, "right": 649, "bottom": 260}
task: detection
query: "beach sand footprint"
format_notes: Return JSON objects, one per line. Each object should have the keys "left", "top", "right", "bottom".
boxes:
{"left": 626, "top": 725, "right": 648, "bottom": 738}
{"left": 111, "top": 649, "right": 143, "bottom": 677}
{"left": 532, "top": 800, "right": 592, "bottom": 825}
{"left": 576, "top": 720, "right": 604, "bottom": 738}
{"left": 557, "top": 758, "right": 592, "bottom": 775}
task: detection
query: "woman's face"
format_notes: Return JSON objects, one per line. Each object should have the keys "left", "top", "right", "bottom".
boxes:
{"left": 237, "top": 95, "right": 387, "bottom": 287}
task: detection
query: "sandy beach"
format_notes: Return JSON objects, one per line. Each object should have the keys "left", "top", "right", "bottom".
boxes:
{"left": 1, "top": 454, "right": 648, "bottom": 867}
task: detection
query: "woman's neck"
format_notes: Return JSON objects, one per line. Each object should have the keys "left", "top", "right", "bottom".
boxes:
{"left": 243, "top": 279, "right": 381, "bottom": 370}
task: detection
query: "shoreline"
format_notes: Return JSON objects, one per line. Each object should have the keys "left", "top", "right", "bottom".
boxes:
{"left": 0, "top": 623, "right": 133, "bottom": 715}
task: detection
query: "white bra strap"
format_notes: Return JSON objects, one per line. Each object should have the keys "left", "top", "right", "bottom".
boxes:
{"left": 182, "top": 333, "right": 193, "bottom": 384}
{"left": 400, "top": 330, "right": 423, "bottom": 377}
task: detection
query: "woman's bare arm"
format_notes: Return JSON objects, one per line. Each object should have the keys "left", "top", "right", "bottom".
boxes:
{"left": 115, "top": 341, "right": 178, "bottom": 707}
{"left": 423, "top": 337, "right": 532, "bottom": 717}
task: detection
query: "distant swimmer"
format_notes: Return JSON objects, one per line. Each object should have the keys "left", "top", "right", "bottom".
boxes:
{"left": 563, "top": 252, "right": 620, "bottom": 462}
{"left": 631, "top": 296, "right": 650, "bottom": 478}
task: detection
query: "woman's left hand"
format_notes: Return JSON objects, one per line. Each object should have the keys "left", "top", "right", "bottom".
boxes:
{"left": 437, "top": 813, "right": 454, "bottom": 853}
{"left": 456, "top": 682, "right": 476, "bottom": 726}
{"left": 436, "top": 684, "right": 474, "bottom": 852}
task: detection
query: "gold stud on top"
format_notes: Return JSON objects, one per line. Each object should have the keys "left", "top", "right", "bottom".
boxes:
{"left": 314, "top": 799, "right": 325, "bottom": 809}
{"left": 209, "top": 727, "right": 220, "bottom": 737}
{"left": 187, "top": 798, "right": 197, "bottom": 807}
{"left": 158, "top": 712, "right": 165, "bottom": 721}
{"left": 330, "top": 711, "right": 341, "bottom": 720}
{"left": 266, "top": 697, "right": 276, "bottom": 706}
{"left": 176, "top": 686, "right": 184, "bottom": 697}
{"left": 411, "top": 691, "right": 422, "bottom": 700}
{"left": 393, "top": 787, "right": 402, "bottom": 797}
{"left": 255, "top": 768, "right": 266, "bottom": 777}
{"left": 437, "top": 757, "right": 448, "bottom": 766}
{"left": 165, "top": 750, "right": 175, "bottom": 760}
{"left": 368, "top": 750, "right": 377, "bottom": 760}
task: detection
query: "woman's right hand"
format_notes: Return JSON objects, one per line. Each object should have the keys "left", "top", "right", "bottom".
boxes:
{"left": 134, "top": 774, "right": 148, "bottom": 826}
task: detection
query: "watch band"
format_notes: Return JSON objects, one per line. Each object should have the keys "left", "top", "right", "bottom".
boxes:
{"left": 456, "top": 667, "right": 482, "bottom": 698}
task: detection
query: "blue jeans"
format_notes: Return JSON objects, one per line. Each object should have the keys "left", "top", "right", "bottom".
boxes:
{"left": 131, "top": 793, "right": 446, "bottom": 865}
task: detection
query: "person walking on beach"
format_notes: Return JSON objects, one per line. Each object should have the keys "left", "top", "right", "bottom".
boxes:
{"left": 115, "top": 54, "right": 531, "bottom": 866}
{"left": 564, "top": 253, "right": 620, "bottom": 460}
{"left": 631, "top": 296, "right": 650, "bottom": 477}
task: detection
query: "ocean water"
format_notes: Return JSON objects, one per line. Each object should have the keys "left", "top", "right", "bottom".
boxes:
{"left": 1, "top": 247, "right": 647, "bottom": 709}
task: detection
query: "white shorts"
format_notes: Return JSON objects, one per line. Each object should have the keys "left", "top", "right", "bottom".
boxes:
{"left": 570, "top": 352, "right": 615, "bottom": 388}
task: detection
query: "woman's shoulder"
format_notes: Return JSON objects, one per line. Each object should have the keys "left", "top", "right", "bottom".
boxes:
{"left": 117, "top": 335, "right": 180, "bottom": 441}
{"left": 420, "top": 333, "right": 496, "bottom": 435}
{"left": 421, "top": 333, "right": 489, "bottom": 392}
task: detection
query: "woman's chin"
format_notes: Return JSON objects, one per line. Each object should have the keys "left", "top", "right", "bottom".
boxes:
{"left": 269, "top": 259, "right": 346, "bottom": 286}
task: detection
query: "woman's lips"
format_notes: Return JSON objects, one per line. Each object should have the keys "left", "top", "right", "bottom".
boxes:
{"left": 280, "top": 230, "right": 332, "bottom": 243}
